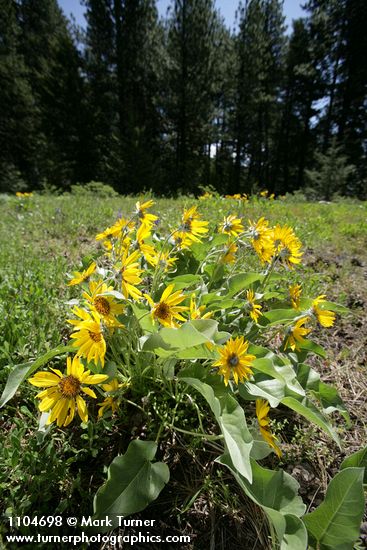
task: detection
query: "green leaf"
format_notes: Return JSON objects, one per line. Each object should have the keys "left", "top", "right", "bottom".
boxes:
{"left": 142, "top": 320, "right": 220, "bottom": 356}
{"left": 206, "top": 298, "right": 243, "bottom": 312}
{"left": 93, "top": 440, "right": 169, "bottom": 530}
{"left": 295, "top": 363, "right": 320, "bottom": 391}
{"left": 322, "top": 301, "right": 349, "bottom": 314}
{"left": 240, "top": 379, "right": 286, "bottom": 408}
{"left": 239, "top": 359, "right": 305, "bottom": 407}
{"left": 178, "top": 364, "right": 253, "bottom": 482}
{"left": 311, "top": 382, "right": 350, "bottom": 425}
{"left": 301, "top": 298, "right": 349, "bottom": 315}
{"left": 281, "top": 397, "right": 340, "bottom": 446}
{"left": 131, "top": 303, "right": 155, "bottom": 333}
{"left": 160, "top": 320, "right": 219, "bottom": 349}
{"left": 169, "top": 344, "right": 217, "bottom": 360}
{"left": 340, "top": 447, "right": 367, "bottom": 484}
{"left": 297, "top": 339, "right": 327, "bottom": 358}
{"left": 295, "top": 364, "right": 349, "bottom": 424}
{"left": 282, "top": 515, "right": 309, "bottom": 550}
{"left": 219, "top": 395, "right": 254, "bottom": 482}
{"left": 168, "top": 274, "right": 203, "bottom": 289}
{"left": 217, "top": 453, "right": 307, "bottom": 549}
{"left": 303, "top": 468, "right": 365, "bottom": 550}
{"left": 248, "top": 343, "right": 272, "bottom": 357}
{"left": 0, "top": 345, "right": 74, "bottom": 408}
{"left": 262, "top": 309, "right": 299, "bottom": 325}
{"left": 249, "top": 432, "right": 273, "bottom": 460}
{"left": 227, "top": 272, "right": 264, "bottom": 296}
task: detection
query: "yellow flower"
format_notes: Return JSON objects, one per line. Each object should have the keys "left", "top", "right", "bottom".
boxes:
{"left": 135, "top": 200, "right": 158, "bottom": 225}
{"left": 289, "top": 284, "right": 302, "bottom": 309}
{"left": 248, "top": 218, "right": 275, "bottom": 264}
{"left": 260, "top": 190, "right": 268, "bottom": 198}
{"left": 218, "top": 215, "right": 244, "bottom": 236}
{"left": 98, "top": 378, "right": 124, "bottom": 418}
{"left": 256, "top": 399, "right": 282, "bottom": 458}
{"left": 148, "top": 249, "right": 178, "bottom": 271}
{"left": 96, "top": 218, "right": 135, "bottom": 241}
{"left": 198, "top": 192, "right": 212, "bottom": 200}
{"left": 212, "top": 336, "right": 255, "bottom": 386}
{"left": 172, "top": 231, "right": 196, "bottom": 250}
{"left": 67, "top": 262, "right": 96, "bottom": 286}
{"left": 271, "top": 225, "right": 303, "bottom": 268}
{"left": 120, "top": 248, "right": 143, "bottom": 300}
{"left": 312, "top": 295, "right": 336, "bottom": 327}
{"left": 16, "top": 191, "right": 33, "bottom": 197}
{"left": 145, "top": 284, "right": 189, "bottom": 328}
{"left": 68, "top": 307, "right": 107, "bottom": 367}
{"left": 220, "top": 242, "right": 238, "bottom": 264}
{"left": 173, "top": 205, "right": 209, "bottom": 247}
{"left": 83, "top": 280, "right": 124, "bottom": 327}
{"left": 225, "top": 193, "right": 242, "bottom": 200}
{"left": 28, "top": 356, "right": 108, "bottom": 426}
{"left": 136, "top": 223, "right": 157, "bottom": 264}
{"left": 103, "top": 239, "right": 113, "bottom": 252}
{"left": 285, "top": 317, "right": 311, "bottom": 351}
{"left": 189, "top": 294, "right": 212, "bottom": 320}
{"left": 246, "top": 289, "right": 262, "bottom": 322}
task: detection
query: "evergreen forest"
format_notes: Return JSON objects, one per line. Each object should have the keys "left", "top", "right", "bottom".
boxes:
{"left": 1, "top": 0, "right": 366, "bottom": 198}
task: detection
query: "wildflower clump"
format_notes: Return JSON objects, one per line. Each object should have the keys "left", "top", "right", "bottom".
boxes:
{"left": 7, "top": 195, "right": 354, "bottom": 548}
{"left": 24, "top": 199, "right": 341, "bottom": 444}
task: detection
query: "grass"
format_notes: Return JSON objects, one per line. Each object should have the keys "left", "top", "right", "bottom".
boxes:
{"left": 0, "top": 192, "right": 366, "bottom": 549}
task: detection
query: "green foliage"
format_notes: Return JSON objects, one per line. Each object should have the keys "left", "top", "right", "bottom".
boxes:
{"left": 93, "top": 440, "right": 170, "bottom": 530}
{"left": 340, "top": 446, "right": 367, "bottom": 483}
{"left": 303, "top": 468, "right": 365, "bottom": 550}
{"left": 1, "top": 194, "right": 366, "bottom": 547}
{"left": 1, "top": 0, "right": 367, "bottom": 195}
{"left": 70, "top": 181, "right": 118, "bottom": 198}
{"left": 164, "top": 0, "right": 222, "bottom": 192}
{"left": 305, "top": 140, "right": 356, "bottom": 201}
{"left": 217, "top": 453, "right": 308, "bottom": 549}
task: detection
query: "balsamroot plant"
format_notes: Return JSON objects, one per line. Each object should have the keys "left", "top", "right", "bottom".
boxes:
{"left": 2, "top": 197, "right": 365, "bottom": 549}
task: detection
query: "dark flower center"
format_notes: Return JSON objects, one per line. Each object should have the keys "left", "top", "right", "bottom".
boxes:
{"left": 228, "top": 354, "right": 239, "bottom": 367}
{"left": 88, "top": 330, "right": 102, "bottom": 342}
{"left": 94, "top": 296, "right": 111, "bottom": 316}
{"left": 155, "top": 302, "right": 170, "bottom": 320}
{"left": 59, "top": 375, "right": 81, "bottom": 397}
{"left": 181, "top": 221, "right": 192, "bottom": 232}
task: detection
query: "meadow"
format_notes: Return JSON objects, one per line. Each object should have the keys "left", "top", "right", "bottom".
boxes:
{"left": 0, "top": 190, "right": 366, "bottom": 549}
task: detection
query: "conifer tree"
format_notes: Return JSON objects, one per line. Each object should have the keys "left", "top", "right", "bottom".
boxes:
{"left": 273, "top": 18, "right": 322, "bottom": 193}
{"left": 115, "top": 0, "right": 162, "bottom": 193}
{"left": 19, "top": 0, "right": 85, "bottom": 187}
{"left": 83, "top": 0, "right": 121, "bottom": 185}
{"left": 303, "top": 0, "right": 367, "bottom": 197}
{"left": 234, "top": 0, "right": 286, "bottom": 192}
{"left": 305, "top": 139, "right": 355, "bottom": 200}
{"left": 164, "top": 0, "right": 219, "bottom": 193}
{"left": 0, "top": 0, "right": 37, "bottom": 191}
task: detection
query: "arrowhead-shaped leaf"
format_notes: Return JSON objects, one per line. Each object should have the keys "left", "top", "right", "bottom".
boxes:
{"left": 178, "top": 364, "right": 253, "bottom": 482}
{"left": 217, "top": 453, "right": 307, "bottom": 549}
{"left": 93, "top": 440, "right": 169, "bottom": 530}
{"left": 303, "top": 467, "right": 365, "bottom": 549}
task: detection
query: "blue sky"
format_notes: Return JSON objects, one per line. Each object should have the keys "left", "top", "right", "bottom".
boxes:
{"left": 59, "top": 0, "right": 305, "bottom": 32}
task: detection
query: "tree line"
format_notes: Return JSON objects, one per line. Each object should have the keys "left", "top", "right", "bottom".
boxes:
{"left": 1, "top": 0, "right": 366, "bottom": 197}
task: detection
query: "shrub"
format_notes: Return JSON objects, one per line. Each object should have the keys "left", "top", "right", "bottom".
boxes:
{"left": 70, "top": 181, "right": 118, "bottom": 198}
